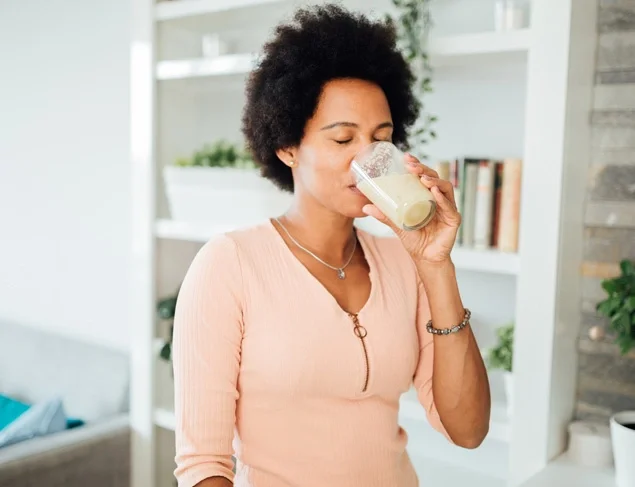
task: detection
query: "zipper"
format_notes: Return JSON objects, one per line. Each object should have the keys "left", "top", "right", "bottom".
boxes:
{"left": 349, "top": 313, "right": 370, "bottom": 392}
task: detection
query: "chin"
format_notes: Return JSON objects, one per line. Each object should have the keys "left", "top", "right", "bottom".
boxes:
{"left": 338, "top": 196, "right": 371, "bottom": 219}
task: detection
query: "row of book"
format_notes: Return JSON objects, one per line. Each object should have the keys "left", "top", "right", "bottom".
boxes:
{"left": 436, "top": 157, "right": 522, "bottom": 253}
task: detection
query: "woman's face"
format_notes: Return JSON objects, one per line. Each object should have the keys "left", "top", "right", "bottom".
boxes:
{"left": 280, "top": 78, "right": 394, "bottom": 218}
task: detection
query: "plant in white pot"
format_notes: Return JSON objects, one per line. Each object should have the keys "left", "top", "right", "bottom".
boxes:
{"left": 596, "top": 259, "right": 635, "bottom": 487}
{"left": 484, "top": 323, "right": 514, "bottom": 418}
{"left": 164, "top": 140, "right": 292, "bottom": 224}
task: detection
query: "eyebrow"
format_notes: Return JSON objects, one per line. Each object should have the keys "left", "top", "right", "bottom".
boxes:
{"left": 319, "top": 121, "right": 394, "bottom": 131}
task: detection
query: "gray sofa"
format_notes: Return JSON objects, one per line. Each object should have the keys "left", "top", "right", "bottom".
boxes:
{"left": 0, "top": 322, "right": 131, "bottom": 487}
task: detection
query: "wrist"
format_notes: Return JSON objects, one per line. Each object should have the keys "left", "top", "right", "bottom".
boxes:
{"left": 415, "top": 257, "right": 455, "bottom": 276}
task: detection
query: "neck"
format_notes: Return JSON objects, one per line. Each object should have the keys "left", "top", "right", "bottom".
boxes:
{"left": 279, "top": 193, "right": 356, "bottom": 261}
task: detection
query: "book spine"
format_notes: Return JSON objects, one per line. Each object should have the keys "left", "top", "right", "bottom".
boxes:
{"left": 473, "top": 160, "right": 495, "bottom": 250}
{"left": 436, "top": 160, "right": 451, "bottom": 181}
{"left": 462, "top": 163, "right": 479, "bottom": 247}
{"left": 451, "top": 159, "right": 463, "bottom": 245}
{"left": 497, "top": 159, "right": 523, "bottom": 252}
{"left": 491, "top": 162, "right": 504, "bottom": 247}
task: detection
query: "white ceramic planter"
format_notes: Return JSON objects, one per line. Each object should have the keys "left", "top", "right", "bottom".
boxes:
{"left": 610, "top": 411, "right": 635, "bottom": 487}
{"left": 503, "top": 371, "right": 513, "bottom": 418}
{"left": 163, "top": 166, "right": 292, "bottom": 224}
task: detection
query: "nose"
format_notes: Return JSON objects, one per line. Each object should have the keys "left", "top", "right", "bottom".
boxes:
{"left": 360, "top": 134, "right": 376, "bottom": 147}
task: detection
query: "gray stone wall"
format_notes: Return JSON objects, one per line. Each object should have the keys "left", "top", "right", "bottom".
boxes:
{"left": 575, "top": 0, "right": 635, "bottom": 422}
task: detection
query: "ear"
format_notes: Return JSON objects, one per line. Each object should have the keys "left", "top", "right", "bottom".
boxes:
{"left": 275, "top": 147, "right": 297, "bottom": 168}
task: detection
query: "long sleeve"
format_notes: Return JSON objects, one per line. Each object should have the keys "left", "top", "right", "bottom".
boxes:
{"left": 172, "top": 235, "right": 245, "bottom": 487}
{"left": 412, "top": 276, "right": 453, "bottom": 443}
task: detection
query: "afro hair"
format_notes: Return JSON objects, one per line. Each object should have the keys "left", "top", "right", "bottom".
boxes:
{"left": 241, "top": 3, "right": 420, "bottom": 192}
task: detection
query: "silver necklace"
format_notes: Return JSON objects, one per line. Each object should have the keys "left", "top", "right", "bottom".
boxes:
{"left": 274, "top": 217, "right": 357, "bottom": 280}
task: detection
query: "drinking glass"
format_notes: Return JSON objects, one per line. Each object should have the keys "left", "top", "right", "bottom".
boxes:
{"left": 351, "top": 141, "right": 436, "bottom": 231}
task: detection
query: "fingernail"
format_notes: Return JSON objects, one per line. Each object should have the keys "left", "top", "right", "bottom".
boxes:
{"left": 422, "top": 174, "right": 432, "bottom": 180}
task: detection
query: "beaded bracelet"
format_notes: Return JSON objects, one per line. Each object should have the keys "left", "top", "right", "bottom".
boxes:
{"left": 426, "top": 308, "right": 471, "bottom": 335}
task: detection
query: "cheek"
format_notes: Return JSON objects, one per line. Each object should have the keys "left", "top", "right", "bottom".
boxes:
{"left": 299, "top": 143, "right": 354, "bottom": 188}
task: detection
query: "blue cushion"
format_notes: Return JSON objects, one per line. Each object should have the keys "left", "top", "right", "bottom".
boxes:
{"left": 0, "top": 394, "right": 30, "bottom": 430}
{"left": 0, "top": 397, "right": 67, "bottom": 448}
{"left": 0, "top": 394, "right": 84, "bottom": 432}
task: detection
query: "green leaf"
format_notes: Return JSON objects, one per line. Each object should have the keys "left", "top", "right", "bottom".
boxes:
{"left": 620, "top": 259, "right": 635, "bottom": 276}
{"left": 160, "top": 342, "right": 172, "bottom": 362}
{"left": 157, "top": 296, "right": 178, "bottom": 319}
{"left": 596, "top": 299, "right": 613, "bottom": 317}
{"left": 616, "top": 334, "right": 634, "bottom": 355}
{"left": 602, "top": 279, "right": 617, "bottom": 294}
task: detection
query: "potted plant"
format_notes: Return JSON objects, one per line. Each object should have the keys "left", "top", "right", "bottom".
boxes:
{"left": 484, "top": 323, "right": 514, "bottom": 418}
{"left": 596, "top": 259, "right": 635, "bottom": 487}
{"left": 163, "top": 139, "right": 292, "bottom": 224}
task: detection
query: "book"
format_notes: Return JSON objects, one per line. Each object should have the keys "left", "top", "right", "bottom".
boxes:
{"left": 497, "top": 159, "right": 523, "bottom": 252}
{"left": 491, "top": 162, "right": 505, "bottom": 247}
{"left": 473, "top": 160, "right": 496, "bottom": 250}
{"left": 449, "top": 156, "right": 522, "bottom": 253}
{"left": 436, "top": 160, "right": 451, "bottom": 181}
{"left": 461, "top": 160, "right": 480, "bottom": 247}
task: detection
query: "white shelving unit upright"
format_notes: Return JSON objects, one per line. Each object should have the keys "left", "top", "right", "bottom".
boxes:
{"left": 129, "top": 1, "right": 599, "bottom": 486}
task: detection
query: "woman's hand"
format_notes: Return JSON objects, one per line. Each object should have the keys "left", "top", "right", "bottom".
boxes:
{"left": 362, "top": 153, "right": 461, "bottom": 263}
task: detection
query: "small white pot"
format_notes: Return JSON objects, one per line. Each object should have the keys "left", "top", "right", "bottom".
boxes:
{"left": 503, "top": 371, "right": 513, "bottom": 418}
{"left": 610, "top": 411, "right": 635, "bottom": 487}
{"left": 163, "top": 166, "right": 292, "bottom": 224}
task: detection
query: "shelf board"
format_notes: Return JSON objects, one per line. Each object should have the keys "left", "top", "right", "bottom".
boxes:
{"left": 156, "top": 53, "right": 256, "bottom": 80}
{"left": 155, "top": 218, "right": 256, "bottom": 241}
{"left": 451, "top": 246, "right": 520, "bottom": 275}
{"left": 429, "top": 29, "right": 531, "bottom": 58}
{"left": 154, "top": 407, "right": 176, "bottom": 431}
{"left": 155, "top": 219, "right": 520, "bottom": 275}
{"left": 519, "top": 453, "right": 614, "bottom": 487}
{"left": 156, "top": 29, "right": 531, "bottom": 81}
{"left": 155, "top": 0, "right": 283, "bottom": 21}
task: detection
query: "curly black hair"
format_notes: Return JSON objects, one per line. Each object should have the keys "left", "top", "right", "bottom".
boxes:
{"left": 241, "top": 3, "right": 420, "bottom": 192}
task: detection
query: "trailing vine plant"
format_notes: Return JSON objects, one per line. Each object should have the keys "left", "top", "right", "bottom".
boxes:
{"left": 386, "top": 0, "right": 437, "bottom": 160}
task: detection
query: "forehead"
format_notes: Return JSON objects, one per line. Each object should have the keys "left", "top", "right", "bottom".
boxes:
{"left": 311, "top": 78, "right": 392, "bottom": 125}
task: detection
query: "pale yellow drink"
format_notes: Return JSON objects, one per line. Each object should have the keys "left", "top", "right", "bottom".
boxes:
{"left": 357, "top": 173, "right": 436, "bottom": 230}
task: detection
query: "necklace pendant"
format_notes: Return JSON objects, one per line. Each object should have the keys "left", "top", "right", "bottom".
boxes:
{"left": 337, "top": 268, "right": 346, "bottom": 280}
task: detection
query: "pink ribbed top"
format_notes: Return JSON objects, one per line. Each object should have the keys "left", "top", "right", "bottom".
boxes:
{"left": 172, "top": 221, "right": 451, "bottom": 487}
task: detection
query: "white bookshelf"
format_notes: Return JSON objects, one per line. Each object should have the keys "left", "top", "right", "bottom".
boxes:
{"left": 155, "top": 0, "right": 284, "bottom": 21}
{"left": 156, "top": 31, "right": 530, "bottom": 81}
{"left": 130, "top": 1, "right": 600, "bottom": 486}
{"left": 156, "top": 53, "right": 256, "bottom": 80}
{"left": 429, "top": 28, "right": 531, "bottom": 57}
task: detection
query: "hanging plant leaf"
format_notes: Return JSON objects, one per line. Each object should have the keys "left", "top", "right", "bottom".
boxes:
{"left": 597, "top": 259, "right": 635, "bottom": 355}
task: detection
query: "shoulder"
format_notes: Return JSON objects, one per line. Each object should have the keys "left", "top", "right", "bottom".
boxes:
{"left": 191, "top": 220, "right": 275, "bottom": 274}
{"left": 197, "top": 221, "right": 272, "bottom": 259}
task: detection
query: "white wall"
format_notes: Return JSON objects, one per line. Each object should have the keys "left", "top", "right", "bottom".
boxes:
{"left": 0, "top": 0, "right": 131, "bottom": 351}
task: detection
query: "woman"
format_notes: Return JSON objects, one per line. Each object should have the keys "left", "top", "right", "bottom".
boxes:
{"left": 172, "top": 4, "right": 491, "bottom": 487}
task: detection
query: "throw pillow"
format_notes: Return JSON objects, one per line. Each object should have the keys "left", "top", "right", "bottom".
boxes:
{"left": 0, "top": 397, "right": 67, "bottom": 448}
{"left": 0, "top": 394, "right": 30, "bottom": 430}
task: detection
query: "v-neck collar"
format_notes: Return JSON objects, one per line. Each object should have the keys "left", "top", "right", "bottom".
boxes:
{"left": 267, "top": 218, "right": 377, "bottom": 317}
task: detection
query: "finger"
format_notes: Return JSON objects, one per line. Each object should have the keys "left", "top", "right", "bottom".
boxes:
{"left": 362, "top": 204, "right": 403, "bottom": 234}
{"left": 420, "top": 176, "right": 456, "bottom": 206}
{"left": 405, "top": 153, "right": 438, "bottom": 178}
{"left": 431, "top": 186, "right": 461, "bottom": 225}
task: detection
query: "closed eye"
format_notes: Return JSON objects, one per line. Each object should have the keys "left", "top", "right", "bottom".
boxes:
{"left": 334, "top": 139, "right": 352, "bottom": 145}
